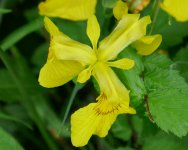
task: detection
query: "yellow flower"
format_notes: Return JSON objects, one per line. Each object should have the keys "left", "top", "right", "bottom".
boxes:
{"left": 38, "top": 0, "right": 97, "bottom": 21}
{"left": 71, "top": 62, "right": 136, "bottom": 147}
{"left": 113, "top": 0, "right": 162, "bottom": 55}
{"left": 160, "top": 0, "right": 188, "bottom": 22}
{"left": 39, "top": 14, "right": 151, "bottom": 146}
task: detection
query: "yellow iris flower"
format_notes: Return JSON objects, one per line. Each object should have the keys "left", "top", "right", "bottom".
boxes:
{"left": 39, "top": 14, "right": 151, "bottom": 146}
{"left": 160, "top": 0, "right": 188, "bottom": 22}
{"left": 113, "top": 0, "right": 162, "bottom": 55}
{"left": 38, "top": 0, "right": 97, "bottom": 21}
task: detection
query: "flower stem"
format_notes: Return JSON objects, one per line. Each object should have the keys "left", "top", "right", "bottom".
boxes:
{"left": 149, "top": 0, "right": 160, "bottom": 35}
{"left": 0, "top": 47, "right": 59, "bottom": 150}
{"left": 58, "top": 83, "right": 84, "bottom": 135}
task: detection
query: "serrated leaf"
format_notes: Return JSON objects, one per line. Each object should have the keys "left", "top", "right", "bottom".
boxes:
{"left": 144, "top": 53, "right": 188, "bottom": 137}
{"left": 0, "top": 127, "right": 24, "bottom": 150}
{"left": 143, "top": 132, "right": 187, "bottom": 150}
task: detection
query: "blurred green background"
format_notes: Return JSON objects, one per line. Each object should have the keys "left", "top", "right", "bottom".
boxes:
{"left": 0, "top": 0, "right": 188, "bottom": 150}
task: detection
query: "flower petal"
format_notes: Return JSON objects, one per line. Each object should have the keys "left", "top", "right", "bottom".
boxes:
{"left": 87, "top": 15, "right": 100, "bottom": 49}
{"left": 132, "top": 34, "right": 162, "bottom": 55}
{"left": 77, "top": 65, "right": 93, "bottom": 83}
{"left": 71, "top": 99, "right": 136, "bottom": 147}
{"left": 113, "top": 0, "right": 128, "bottom": 20}
{"left": 39, "top": 59, "right": 83, "bottom": 88}
{"left": 107, "top": 58, "right": 135, "bottom": 70}
{"left": 44, "top": 17, "right": 96, "bottom": 64}
{"left": 93, "top": 63, "right": 129, "bottom": 101}
{"left": 160, "top": 0, "right": 188, "bottom": 22}
{"left": 39, "top": 0, "right": 97, "bottom": 21}
{"left": 98, "top": 15, "right": 151, "bottom": 61}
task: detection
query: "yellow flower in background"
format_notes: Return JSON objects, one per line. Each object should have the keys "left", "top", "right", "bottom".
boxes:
{"left": 38, "top": 0, "right": 97, "bottom": 21}
{"left": 160, "top": 0, "right": 188, "bottom": 22}
{"left": 113, "top": 0, "right": 162, "bottom": 55}
{"left": 39, "top": 12, "right": 151, "bottom": 146}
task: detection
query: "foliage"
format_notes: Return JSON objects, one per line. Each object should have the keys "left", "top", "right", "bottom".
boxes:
{"left": 0, "top": 0, "right": 188, "bottom": 150}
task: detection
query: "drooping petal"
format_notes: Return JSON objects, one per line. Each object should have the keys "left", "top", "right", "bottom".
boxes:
{"left": 92, "top": 62, "right": 129, "bottom": 102}
{"left": 107, "top": 58, "right": 135, "bottom": 70}
{"left": 87, "top": 15, "right": 100, "bottom": 49}
{"left": 44, "top": 17, "right": 96, "bottom": 64}
{"left": 160, "top": 0, "right": 188, "bottom": 22}
{"left": 39, "top": 58, "right": 83, "bottom": 88}
{"left": 98, "top": 15, "right": 151, "bottom": 61}
{"left": 71, "top": 98, "right": 136, "bottom": 147}
{"left": 132, "top": 34, "right": 162, "bottom": 55}
{"left": 113, "top": 0, "right": 128, "bottom": 20}
{"left": 39, "top": 0, "right": 97, "bottom": 21}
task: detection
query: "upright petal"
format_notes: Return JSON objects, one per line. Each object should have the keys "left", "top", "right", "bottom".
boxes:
{"left": 44, "top": 17, "right": 96, "bottom": 64}
{"left": 160, "top": 0, "right": 188, "bottom": 22}
{"left": 39, "top": 0, "right": 97, "bottom": 21}
{"left": 132, "top": 34, "right": 162, "bottom": 55}
{"left": 71, "top": 97, "right": 135, "bottom": 147}
{"left": 98, "top": 15, "right": 151, "bottom": 61}
{"left": 113, "top": 0, "right": 128, "bottom": 20}
{"left": 39, "top": 58, "right": 83, "bottom": 88}
{"left": 87, "top": 15, "right": 100, "bottom": 49}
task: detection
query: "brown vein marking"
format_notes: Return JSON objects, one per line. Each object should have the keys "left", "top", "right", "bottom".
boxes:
{"left": 94, "top": 104, "right": 122, "bottom": 116}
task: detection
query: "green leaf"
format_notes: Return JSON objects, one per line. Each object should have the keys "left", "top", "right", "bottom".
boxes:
{"left": 0, "top": 8, "right": 12, "bottom": 14}
{"left": 0, "top": 69, "right": 20, "bottom": 102}
{"left": 0, "top": 127, "right": 24, "bottom": 150}
{"left": 111, "top": 115, "right": 132, "bottom": 141}
{"left": 152, "top": 10, "right": 188, "bottom": 48}
{"left": 144, "top": 53, "right": 188, "bottom": 137}
{"left": 143, "top": 132, "right": 187, "bottom": 150}
{"left": 1, "top": 17, "right": 43, "bottom": 51}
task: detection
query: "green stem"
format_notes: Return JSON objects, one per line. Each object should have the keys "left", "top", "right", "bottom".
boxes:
{"left": 58, "top": 83, "right": 84, "bottom": 135}
{"left": 0, "top": 48, "right": 59, "bottom": 150}
{"left": 149, "top": 0, "right": 160, "bottom": 35}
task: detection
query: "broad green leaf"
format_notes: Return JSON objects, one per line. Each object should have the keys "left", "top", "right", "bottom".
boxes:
{"left": 111, "top": 115, "right": 132, "bottom": 141}
{"left": 152, "top": 10, "right": 188, "bottom": 48}
{"left": 0, "top": 127, "right": 24, "bottom": 150}
{"left": 143, "top": 132, "right": 187, "bottom": 150}
{"left": 144, "top": 53, "right": 188, "bottom": 137}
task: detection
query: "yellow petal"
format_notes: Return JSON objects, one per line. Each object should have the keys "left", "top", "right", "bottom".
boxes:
{"left": 39, "top": 59, "right": 83, "bottom": 88}
{"left": 87, "top": 15, "right": 100, "bottom": 49}
{"left": 93, "top": 62, "right": 129, "bottom": 102}
{"left": 39, "top": 0, "right": 97, "bottom": 21}
{"left": 44, "top": 18, "right": 96, "bottom": 64}
{"left": 132, "top": 34, "right": 162, "bottom": 55}
{"left": 44, "top": 17, "right": 60, "bottom": 36}
{"left": 107, "top": 58, "right": 135, "bottom": 70}
{"left": 98, "top": 15, "right": 151, "bottom": 61}
{"left": 160, "top": 0, "right": 188, "bottom": 22}
{"left": 113, "top": 0, "right": 128, "bottom": 20}
{"left": 71, "top": 98, "right": 136, "bottom": 147}
{"left": 77, "top": 65, "right": 93, "bottom": 83}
